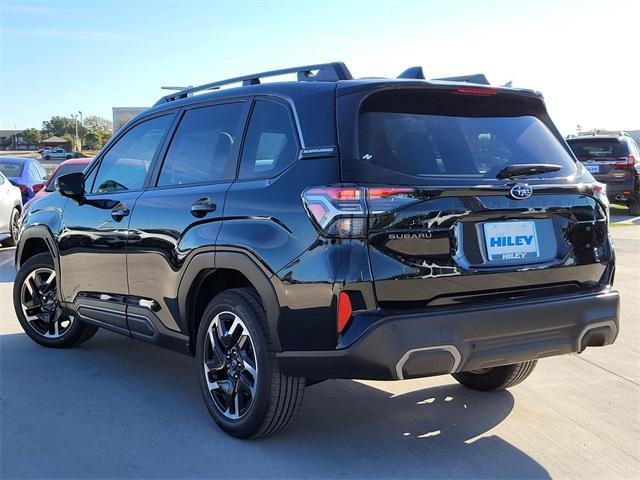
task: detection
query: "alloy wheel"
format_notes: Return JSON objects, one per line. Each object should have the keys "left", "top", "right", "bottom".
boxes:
{"left": 10, "top": 210, "right": 20, "bottom": 243}
{"left": 20, "top": 268, "right": 72, "bottom": 338}
{"left": 203, "top": 311, "right": 258, "bottom": 420}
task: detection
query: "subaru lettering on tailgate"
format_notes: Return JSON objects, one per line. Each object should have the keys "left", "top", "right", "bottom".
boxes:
{"left": 483, "top": 221, "right": 540, "bottom": 261}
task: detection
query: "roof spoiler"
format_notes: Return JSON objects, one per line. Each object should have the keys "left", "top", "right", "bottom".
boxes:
{"left": 397, "top": 66, "right": 425, "bottom": 79}
{"left": 396, "top": 67, "right": 491, "bottom": 85}
{"left": 433, "top": 73, "right": 490, "bottom": 85}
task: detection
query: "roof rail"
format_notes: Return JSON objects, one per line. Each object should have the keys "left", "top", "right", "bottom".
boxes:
{"left": 155, "top": 62, "right": 352, "bottom": 105}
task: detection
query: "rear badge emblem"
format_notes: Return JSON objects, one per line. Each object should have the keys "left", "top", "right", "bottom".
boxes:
{"left": 510, "top": 184, "right": 533, "bottom": 200}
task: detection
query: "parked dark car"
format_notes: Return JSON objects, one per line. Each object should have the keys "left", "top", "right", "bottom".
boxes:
{"left": 566, "top": 134, "right": 640, "bottom": 215}
{"left": 0, "top": 156, "right": 47, "bottom": 204}
{"left": 14, "top": 62, "right": 619, "bottom": 439}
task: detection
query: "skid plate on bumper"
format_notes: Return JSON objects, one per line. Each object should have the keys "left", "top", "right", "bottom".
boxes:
{"left": 277, "top": 290, "right": 619, "bottom": 380}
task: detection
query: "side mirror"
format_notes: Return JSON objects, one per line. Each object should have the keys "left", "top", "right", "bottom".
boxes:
{"left": 56, "top": 172, "right": 85, "bottom": 200}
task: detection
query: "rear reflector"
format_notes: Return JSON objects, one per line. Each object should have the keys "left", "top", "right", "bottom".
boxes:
{"left": 337, "top": 292, "right": 353, "bottom": 333}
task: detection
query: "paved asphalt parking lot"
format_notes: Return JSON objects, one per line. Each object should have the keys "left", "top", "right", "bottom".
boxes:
{"left": 1, "top": 220, "right": 638, "bottom": 479}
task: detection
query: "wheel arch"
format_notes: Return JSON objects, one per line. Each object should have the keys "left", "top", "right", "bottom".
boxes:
{"left": 178, "top": 251, "right": 282, "bottom": 354}
{"left": 16, "top": 226, "right": 58, "bottom": 271}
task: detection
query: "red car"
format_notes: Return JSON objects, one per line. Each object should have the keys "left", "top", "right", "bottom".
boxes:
{"left": 33, "top": 158, "right": 92, "bottom": 200}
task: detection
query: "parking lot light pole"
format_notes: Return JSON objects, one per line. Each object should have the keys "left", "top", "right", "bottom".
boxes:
{"left": 78, "top": 111, "right": 83, "bottom": 151}
{"left": 71, "top": 113, "right": 79, "bottom": 152}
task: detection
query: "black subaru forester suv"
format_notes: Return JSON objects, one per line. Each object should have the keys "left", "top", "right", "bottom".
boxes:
{"left": 14, "top": 63, "right": 619, "bottom": 438}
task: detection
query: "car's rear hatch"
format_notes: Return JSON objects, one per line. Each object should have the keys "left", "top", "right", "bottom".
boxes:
{"left": 337, "top": 84, "right": 612, "bottom": 307}
{"left": 566, "top": 137, "right": 634, "bottom": 185}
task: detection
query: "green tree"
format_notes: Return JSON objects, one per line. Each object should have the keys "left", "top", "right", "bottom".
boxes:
{"left": 62, "top": 133, "right": 78, "bottom": 152}
{"left": 21, "top": 128, "right": 43, "bottom": 146}
{"left": 83, "top": 131, "right": 101, "bottom": 150}
{"left": 83, "top": 115, "right": 113, "bottom": 150}
{"left": 42, "top": 116, "right": 76, "bottom": 137}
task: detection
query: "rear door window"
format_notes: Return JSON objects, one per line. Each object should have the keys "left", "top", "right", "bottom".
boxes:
{"left": 158, "top": 102, "right": 247, "bottom": 186}
{"left": 353, "top": 90, "right": 577, "bottom": 185}
{"left": 238, "top": 100, "right": 298, "bottom": 180}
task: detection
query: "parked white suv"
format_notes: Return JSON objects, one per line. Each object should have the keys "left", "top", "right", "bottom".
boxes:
{"left": 0, "top": 171, "right": 22, "bottom": 247}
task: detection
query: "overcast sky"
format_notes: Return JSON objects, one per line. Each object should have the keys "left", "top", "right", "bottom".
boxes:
{"left": 1, "top": 0, "right": 638, "bottom": 135}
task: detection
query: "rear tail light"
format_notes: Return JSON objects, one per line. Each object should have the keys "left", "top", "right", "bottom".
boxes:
{"left": 302, "top": 186, "right": 367, "bottom": 237}
{"left": 32, "top": 183, "right": 44, "bottom": 193}
{"left": 614, "top": 155, "right": 636, "bottom": 168}
{"left": 593, "top": 182, "right": 609, "bottom": 221}
{"left": 302, "top": 185, "right": 417, "bottom": 238}
{"left": 16, "top": 184, "right": 27, "bottom": 194}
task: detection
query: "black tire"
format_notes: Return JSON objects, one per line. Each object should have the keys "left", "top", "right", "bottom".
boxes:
{"left": 2, "top": 207, "right": 20, "bottom": 247}
{"left": 13, "top": 252, "right": 98, "bottom": 348}
{"left": 196, "top": 288, "right": 305, "bottom": 439}
{"left": 44, "top": 155, "right": 50, "bottom": 160}
{"left": 628, "top": 198, "right": 640, "bottom": 216}
{"left": 452, "top": 360, "right": 538, "bottom": 391}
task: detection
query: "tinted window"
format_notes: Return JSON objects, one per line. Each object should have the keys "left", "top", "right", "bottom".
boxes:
{"left": 0, "top": 161, "right": 24, "bottom": 178}
{"left": 45, "top": 163, "right": 87, "bottom": 191}
{"left": 158, "top": 103, "right": 245, "bottom": 186}
{"left": 92, "top": 115, "right": 172, "bottom": 193}
{"left": 29, "top": 161, "right": 46, "bottom": 180}
{"left": 36, "top": 162, "right": 47, "bottom": 178}
{"left": 567, "top": 139, "right": 630, "bottom": 160}
{"left": 352, "top": 90, "right": 576, "bottom": 185}
{"left": 239, "top": 101, "right": 298, "bottom": 180}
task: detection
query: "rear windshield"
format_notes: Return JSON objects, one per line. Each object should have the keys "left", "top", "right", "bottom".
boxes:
{"left": 45, "top": 162, "right": 87, "bottom": 191}
{"left": 566, "top": 139, "right": 629, "bottom": 160}
{"left": 0, "top": 161, "right": 24, "bottom": 178}
{"left": 354, "top": 90, "right": 576, "bottom": 185}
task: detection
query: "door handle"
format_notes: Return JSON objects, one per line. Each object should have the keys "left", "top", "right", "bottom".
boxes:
{"left": 111, "top": 204, "right": 130, "bottom": 221}
{"left": 190, "top": 198, "right": 216, "bottom": 218}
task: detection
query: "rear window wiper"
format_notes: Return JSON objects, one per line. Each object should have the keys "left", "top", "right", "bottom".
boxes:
{"left": 496, "top": 163, "right": 562, "bottom": 180}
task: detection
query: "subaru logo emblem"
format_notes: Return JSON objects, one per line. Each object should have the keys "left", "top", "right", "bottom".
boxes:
{"left": 510, "top": 184, "right": 533, "bottom": 200}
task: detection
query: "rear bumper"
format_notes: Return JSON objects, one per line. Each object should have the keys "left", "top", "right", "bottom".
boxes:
{"left": 600, "top": 178, "right": 637, "bottom": 201}
{"left": 277, "top": 290, "right": 620, "bottom": 380}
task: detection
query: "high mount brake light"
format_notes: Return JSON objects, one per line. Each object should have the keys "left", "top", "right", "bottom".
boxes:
{"left": 302, "top": 186, "right": 417, "bottom": 238}
{"left": 454, "top": 87, "right": 498, "bottom": 96}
